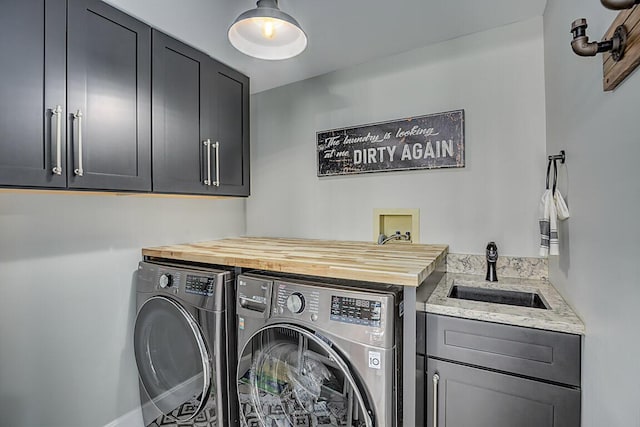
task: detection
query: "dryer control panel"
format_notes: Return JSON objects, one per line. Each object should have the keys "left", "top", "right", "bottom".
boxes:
{"left": 136, "top": 261, "right": 230, "bottom": 311}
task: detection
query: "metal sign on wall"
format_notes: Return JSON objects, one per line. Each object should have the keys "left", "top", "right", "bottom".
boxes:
{"left": 317, "top": 110, "right": 465, "bottom": 177}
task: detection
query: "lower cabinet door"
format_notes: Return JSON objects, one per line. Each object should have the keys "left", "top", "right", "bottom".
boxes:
{"left": 426, "top": 358, "right": 580, "bottom": 427}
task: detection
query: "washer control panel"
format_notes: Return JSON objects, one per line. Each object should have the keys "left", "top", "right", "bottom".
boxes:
{"left": 235, "top": 273, "right": 398, "bottom": 349}
{"left": 330, "top": 295, "right": 381, "bottom": 327}
{"left": 286, "top": 292, "right": 306, "bottom": 313}
{"left": 274, "top": 282, "right": 320, "bottom": 316}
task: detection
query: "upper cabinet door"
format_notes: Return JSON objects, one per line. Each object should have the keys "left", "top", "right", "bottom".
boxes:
{"left": 209, "top": 62, "right": 250, "bottom": 196}
{"left": 0, "top": 0, "right": 66, "bottom": 188}
{"left": 152, "top": 30, "right": 212, "bottom": 195}
{"left": 67, "top": 0, "right": 151, "bottom": 191}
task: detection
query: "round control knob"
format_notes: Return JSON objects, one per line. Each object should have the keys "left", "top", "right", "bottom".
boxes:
{"left": 159, "top": 273, "right": 173, "bottom": 289}
{"left": 286, "top": 292, "right": 305, "bottom": 314}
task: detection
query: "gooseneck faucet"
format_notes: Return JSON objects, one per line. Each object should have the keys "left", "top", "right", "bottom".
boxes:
{"left": 486, "top": 242, "right": 498, "bottom": 282}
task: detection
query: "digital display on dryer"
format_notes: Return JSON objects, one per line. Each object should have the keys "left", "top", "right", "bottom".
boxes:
{"left": 185, "top": 275, "right": 215, "bottom": 296}
{"left": 330, "top": 296, "right": 381, "bottom": 326}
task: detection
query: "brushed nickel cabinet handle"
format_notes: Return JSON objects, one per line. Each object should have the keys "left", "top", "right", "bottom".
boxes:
{"left": 203, "top": 139, "right": 212, "bottom": 186}
{"left": 433, "top": 373, "right": 440, "bottom": 427}
{"left": 73, "top": 110, "right": 84, "bottom": 176}
{"left": 51, "top": 105, "right": 63, "bottom": 175}
{"left": 213, "top": 141, "right": 220, "bottom": 187}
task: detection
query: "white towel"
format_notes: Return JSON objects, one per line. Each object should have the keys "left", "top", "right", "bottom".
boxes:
{"left": 539, "top": 189, "right": 559, "bottom": 256}
{"left": 554, "top": 189, "right": 570, "bottom": 220}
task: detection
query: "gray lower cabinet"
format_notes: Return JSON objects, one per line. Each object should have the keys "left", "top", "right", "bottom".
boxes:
{"left": 152, "top": 30, "right": 250, "bottom": 196}
{"left": 67, "top": 0, "right": 151, "bottom": 191}
{"left": 423, "top": 313, "right": 581, "bottom": 427}
{"left": 0, "top": 0, "right": 66, "bottom": 188}
{"left": 426, "top": 358, "right": 581, "bottom": 427}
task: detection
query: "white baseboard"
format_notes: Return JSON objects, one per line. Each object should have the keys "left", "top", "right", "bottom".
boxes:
{"left": 103, "top": 406, "right": 144, "bottom": 427}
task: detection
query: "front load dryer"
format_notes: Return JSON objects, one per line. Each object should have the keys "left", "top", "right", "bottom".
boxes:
{"left": 235, "top": 272, "right": 402, "bottom": 427}
{"left": 134, "top": 261, "right": 237, "bottom": 427}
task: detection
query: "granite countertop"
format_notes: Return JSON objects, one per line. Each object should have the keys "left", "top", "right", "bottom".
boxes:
{"left": 142, "top": 237, "right": 448, "bottom": 287}
{"left": 417, "top": 273, "right": 585, "bottom": 335}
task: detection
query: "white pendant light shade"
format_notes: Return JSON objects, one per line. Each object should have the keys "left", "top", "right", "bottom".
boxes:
{"left": 228, "top": 0, "right": 307, "bottom": 60}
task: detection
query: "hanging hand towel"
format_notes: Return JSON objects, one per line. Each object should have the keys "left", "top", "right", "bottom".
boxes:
{"left": 554, "top": 189, "right": 571, "bottom": 220}
{"left": 539, "top": 189, "right": 559, "bottom": 256}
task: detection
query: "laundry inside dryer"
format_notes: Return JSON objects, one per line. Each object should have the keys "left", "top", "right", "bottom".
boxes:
{"left": 238, "top": 327, "right": 365, "bottom": 426}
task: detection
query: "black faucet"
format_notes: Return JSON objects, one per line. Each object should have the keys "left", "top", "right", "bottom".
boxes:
{"left": 486, "top": 242, "right": 498, "bottom": 282}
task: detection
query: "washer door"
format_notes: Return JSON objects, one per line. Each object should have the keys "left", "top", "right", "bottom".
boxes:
{"left": 237, "top": 324, "right": 373, "bottom": 427}
{"left": 134, "top": 296, "right": 212, "bottom": 422}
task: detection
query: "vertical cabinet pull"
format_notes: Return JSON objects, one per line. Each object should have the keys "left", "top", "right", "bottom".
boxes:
{"left": 73, "top": 110, "right": 84, "bottom": 176}
{"left": 213, "top": 141, "right": 220, "bottom": 187}
{"left": 433, "top": 373, "right": 440, "bottom": 427}
{"left": 51, "top": 105, "right": 63, "bottom": 175}
{"left": 203, "top": 139, "right": 212, "bottom": 186}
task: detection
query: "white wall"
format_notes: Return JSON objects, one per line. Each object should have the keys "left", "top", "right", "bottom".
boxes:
{"left": 0, "top": 192, "right": 245, "bottom": 426}
{"left": 544, "top": 2, "right": 640, "bottom": 426}
{"left": 247, "top": 17, "right": 547, "bottom": 257}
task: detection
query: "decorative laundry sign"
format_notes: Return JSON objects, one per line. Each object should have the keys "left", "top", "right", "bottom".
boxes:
{"left": 317, "top": 110, "right": 465, "bottom": 177}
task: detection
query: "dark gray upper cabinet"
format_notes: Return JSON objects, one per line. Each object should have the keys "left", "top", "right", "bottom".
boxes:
{"left": 1, "top": 0, "right": 247, "bottom": 196}
{"left": 152, "top": 30, "right": 250, "bottom": 196}
{"left": 67, "top": 0, "right": 151, "bottom": 191}
{"left": 152, "top": 30, "right": 210, "bottom": 195}
{"left": 210, "top": 63, "right": 250, "bottom": 196}
{"left": 0, "top": 0, "right": 66, "bottom": 188}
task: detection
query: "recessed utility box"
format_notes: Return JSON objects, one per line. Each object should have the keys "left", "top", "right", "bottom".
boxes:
{"left": 373, "top": 208, "right": 420, "bottom": 243}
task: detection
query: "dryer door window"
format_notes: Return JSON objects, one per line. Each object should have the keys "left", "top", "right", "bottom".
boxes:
{"left": 134, "top": 296, "right": 212, "bottom": 422}
{"left": 237, "top": 324, "right": 373, "bottom": 427}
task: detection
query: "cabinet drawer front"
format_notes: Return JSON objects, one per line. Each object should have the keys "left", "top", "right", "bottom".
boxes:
{"left": 427, "top": 314, "right": 580, "bottom": 387}
{"left": 427, "top": 358, "right": 581, "bottom": 427}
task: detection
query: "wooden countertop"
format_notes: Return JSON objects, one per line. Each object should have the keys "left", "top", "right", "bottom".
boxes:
{"left": 142, "top": 237, "right": 448, "bottom": 287}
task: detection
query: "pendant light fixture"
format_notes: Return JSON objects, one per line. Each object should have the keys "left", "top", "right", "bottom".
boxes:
{"left": 228, "top": 0, "right": 307, "bottom": 60}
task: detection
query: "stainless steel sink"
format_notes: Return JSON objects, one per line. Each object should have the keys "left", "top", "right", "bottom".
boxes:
{"left": 448, "top": 285, "right": 549, "bottom": 310}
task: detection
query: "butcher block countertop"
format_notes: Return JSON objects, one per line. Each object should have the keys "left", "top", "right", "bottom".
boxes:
{"left": 142, "top": 237, "right": 448, "bottom": 287}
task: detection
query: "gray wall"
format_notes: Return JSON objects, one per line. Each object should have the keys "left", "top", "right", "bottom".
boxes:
{"left": 247, "top": 17, "right": 547, "bottom": 257}
{"left": 0, "top": 193, "right": 245, "bottom": 426}
{"left": 544, "top": 2, "right": 640, "bottom": 426}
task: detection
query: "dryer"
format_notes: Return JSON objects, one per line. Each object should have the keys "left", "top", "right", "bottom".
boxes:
{"left": 235, "top": 272, "right": 402, "bottom": 427}
{"left": 134, "top": 260, "right": 237, "bottom": 427}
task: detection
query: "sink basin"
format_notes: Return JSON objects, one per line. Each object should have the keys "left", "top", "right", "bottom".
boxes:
{"left": 448, "top": 285, "right": 549, "bottom": 310}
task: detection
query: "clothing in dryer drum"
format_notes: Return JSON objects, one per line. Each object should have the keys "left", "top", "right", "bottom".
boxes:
{"left": 238, "top": 325, "right": 372, "bottom": 427}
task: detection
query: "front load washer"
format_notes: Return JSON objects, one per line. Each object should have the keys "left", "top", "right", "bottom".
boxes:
{"left": 235, "top": 272, "right": 402, "bottom": 427}
{"left": 134, "top": 261, "right": 237, "bottom": 427}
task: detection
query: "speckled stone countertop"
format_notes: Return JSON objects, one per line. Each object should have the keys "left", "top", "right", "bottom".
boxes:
{"left": 417, "top": 273, "right": 585, "bottom": 335}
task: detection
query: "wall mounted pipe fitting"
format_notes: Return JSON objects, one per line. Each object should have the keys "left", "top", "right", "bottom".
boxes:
{"left": 601, "top": 0, "right": 640, "bottom": 10}
{"left": 571, "top": 18, "right": 627, "bottom": 61}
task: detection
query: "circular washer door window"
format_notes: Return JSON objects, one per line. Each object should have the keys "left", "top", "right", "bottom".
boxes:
{"left": 134, "top": 296, "right": 212, "bottom": 422}
{"left": 237, "top": 324, "right": 373, "bottom": 427}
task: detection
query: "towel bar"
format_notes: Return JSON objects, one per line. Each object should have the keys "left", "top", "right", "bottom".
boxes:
{"left": 548, "top": 150, "right": 566, "bottom": 164}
